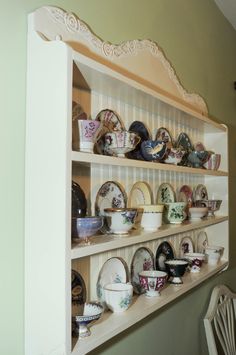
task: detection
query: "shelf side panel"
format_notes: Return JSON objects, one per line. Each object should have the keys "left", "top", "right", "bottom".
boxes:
{"left": 25, "top": 32, "right": 72, "bottom": 355}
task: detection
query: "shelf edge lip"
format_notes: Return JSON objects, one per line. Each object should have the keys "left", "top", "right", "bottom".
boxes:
{"left": 72, "top": 261, "right": 228, "bottom": 355}
{"left": 71, "top": 152, "right": 228, "bottom": 177}
{"left": 71, "top": 216, "right": 228, "bottom": 259}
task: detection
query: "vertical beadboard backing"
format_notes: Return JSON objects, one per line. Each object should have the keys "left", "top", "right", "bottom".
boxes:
{"left": 86, "top": 228, "right": 205, "bottom": 300}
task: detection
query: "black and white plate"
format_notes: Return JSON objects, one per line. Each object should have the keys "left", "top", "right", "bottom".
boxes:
{"left": 155, "top": 241, "right": 175, "bottom": 272}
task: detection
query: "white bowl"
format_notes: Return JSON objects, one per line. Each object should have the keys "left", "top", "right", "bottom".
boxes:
{"left": 188, "top": 207, "right": 208, "bottom": 220}
{"left": 103, "top": 283, "right": 133, "bottom": 313}
{"left": 104, "top": 208, "right": 138, "bottom": 234}
{"left": 139, "top": 204, "right": 164, "bottom": 231}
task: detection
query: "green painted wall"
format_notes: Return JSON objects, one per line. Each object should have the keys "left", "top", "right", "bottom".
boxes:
{"left": 1, "top": 0, "right": 236, "bottom": 354}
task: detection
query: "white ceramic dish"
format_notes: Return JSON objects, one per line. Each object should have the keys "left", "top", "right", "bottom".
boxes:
{"left": 188, "top": 207, "right": 208, "bottom": 220}
{"left": 197, "top": 231, "right": 208, "bottom": 253}
{"left": 103, "top": 282, "right": 133, "bottom": 312}
{"left": 128, "top": 181, "right": 152, "bottom": 207}
{"left": 96, "top": 257, "right": 128, "bottom": 306}
{"left": 104, "top": 207, "right": 137, "bottom": 234}
{"left": 139, "top": 204, "right": 164, "bottom": 231}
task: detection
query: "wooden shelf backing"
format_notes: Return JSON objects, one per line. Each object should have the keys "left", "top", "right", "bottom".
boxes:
{"left": 71, "top": 216, "right": 228, "bottom": 259}
{"left": 71, "top": 152, "right": 228, "bottom": 177}
{"left": 72, "top": 260, "right": 228, "bottom": 355}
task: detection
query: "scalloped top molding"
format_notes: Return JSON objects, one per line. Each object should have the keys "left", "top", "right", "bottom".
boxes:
{"left": 28, "top": 6, "right": 208, "bottom": 115}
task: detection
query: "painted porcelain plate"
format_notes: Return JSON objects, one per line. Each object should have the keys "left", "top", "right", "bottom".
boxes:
{"left": 95, "top": 109, "right": 125, "bottom": 155}
{"left": 156, "top": 183, "right": 176, "bottom": 204}
{"left": 179, "top": 236, "right": 194, "bottom": 258}
{"left": 131, "top": 247, "right": 154, "bottom": 294}
{"left": 141, "top": 140, "right": 167, "bottom": 161}
{"left": 155, "top": 241, "right": 175, "bottom": 272}
{"left": 71, "top": 180, "right": 87, "bottom": 217}
{"left": 178, "top": 185, "right": 193, "bottom": 207}
{"left": 193, "top": 184, "right": 208, "bottom": 201}
{"left": 176, "top": 132, "right": 193, "bottom": 151}
{"left": 127, "top": 181, "right": 152, "bottom": 207}
{"left": 197, "top": 231, "right": 208, "bottom": 253}
{"left": 127, "top": 121, "right": 151, "bottom": 160}
{"left": 96, "top": 257, "right": 128, "bottom": 305}
{"left": 155, "top": 127, "right": 173, "bottom": 148}
{"left": 95, "top": 181, "right": 127, "bottom": 233}
{"left": 71, "top": 269, "right": 86, "bottom": 316}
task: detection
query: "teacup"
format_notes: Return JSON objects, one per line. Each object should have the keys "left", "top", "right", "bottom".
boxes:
{"left": 139, "top": 270, "right": 167, "bottom": 297}
{"left": 104, "top": 131, "right": 140, "bottom": 157}
{"left": 78, "top": 119, "right": 102, "bottom": 153}
{"left": 185, "top": 252, "right": 205, "bottom": 272}
{"left": 164, "top": 202, "right": 187, "bottom": 224}
{"left": 139, "top": 204, "right": 164, "bottom": 231}
{"left": 103, "top": 283, "right": 133, "bottom": 312}
{"left": 203, "top": 153, "right": 221, "bottom": 170}
{"left": 104, "top": 207, "right": 138, "bottom": 234}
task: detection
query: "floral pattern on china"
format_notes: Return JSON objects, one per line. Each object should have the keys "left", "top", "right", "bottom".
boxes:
{"left": 156, "top": 183, "right": 176, "bottom": 204}
{"left": 131, "top": 247, "right": 154, "bottom": 294}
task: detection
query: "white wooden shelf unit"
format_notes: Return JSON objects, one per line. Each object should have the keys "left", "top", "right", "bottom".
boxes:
{"left": 25, "top": 6, "right": 229, "bottom": 355}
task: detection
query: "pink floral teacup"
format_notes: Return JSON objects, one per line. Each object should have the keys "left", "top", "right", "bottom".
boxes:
{"left": 78, "top": 120, "right": 102, "bottom": 153}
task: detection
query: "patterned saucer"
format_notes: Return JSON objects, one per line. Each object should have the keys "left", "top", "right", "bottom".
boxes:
{"left": 178, "top": 185, "right": 193, "bottom": 207}
{"left": 96, "top": 257, "right": 128, "bottom": 306}
{"left": 127, "top": 181, "right": 152, "bottom": 207}
{"left": 179, "top": 236, "right": 194, "bottom": 258}
{"left": 155, "top": 127, "right": 173, "bottom": 148}
{"left": 71, "top": 269, "right": 86, "bottom": 316}
{"left": 193, "top": 184, "right": 208, "bottom": 202}
{"left": 131, "top": 247, "right": 154, "bottom": 294}
{"left": 197, "top": 231, "right": 208, "bottom": 253}
{"left": 156, "top": 183, "right": 176, "bottom": 204}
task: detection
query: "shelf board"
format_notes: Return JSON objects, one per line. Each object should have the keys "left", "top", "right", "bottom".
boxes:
{"left": 71, "top": 151, "right": 228, "bottom": 177}
{"left": 72, "top": 260, "right": 228, "bottom": 355}
{"left": 71, "top": 216, "right": 228, "bottom": 259}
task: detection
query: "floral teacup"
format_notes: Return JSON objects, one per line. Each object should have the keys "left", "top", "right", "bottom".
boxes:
{"left": 164, "top": 202, "right": 187, "bottom": 224}
{"left": 78, "top": 119, "right": 102, "bottom": 153}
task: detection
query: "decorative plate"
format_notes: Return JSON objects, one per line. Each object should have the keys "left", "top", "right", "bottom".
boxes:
{"left": 197, "top": 231, "right": 208, "bottom": 253}
{"left": 155, "top": 241, "right": 175, "bottom": 272}
{"left": 71, "top": 269, "right": 87, "bottom": 316}
{"left": 178, "top": 185, "right": 193, "bottom": 207}
{"left": 193, "top": 184, "right": 208, "bottom": 201}
{"left": 127, "top": 181, "right": 152, "bottom": 207}
{"left": 141, "top": 140, "right": 167, "bottom": 161}
{"left": 72, "top": 181, "right": 87, "bottom": 217}
{"left": 156, "top": 183, "right": 176, "bottom": 204}
{"left": 130, "top": 247, "right": 154, "bottom": 294}
{"left": 95, "top": 109, "right": 125, "bottom": 155}
{"left": 155, "top": 127, "right": 173, "bottom": 148}
{"left": 95, "top": 181, "right": 127, "bottom": 232}
{"left": 179, "top": 236, "right": 194, "bottom": 258}
{"left": 96, "top": 257, "right": 128, "bottom": 305}
{"left": 176, "top": 132, "right": 193, "bottom": 151}
{"left": 127, "top": 121, "right": 151, "bottom": 160}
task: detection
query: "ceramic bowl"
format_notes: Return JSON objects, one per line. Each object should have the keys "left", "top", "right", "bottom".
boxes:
{"left": 104, "top": 208, "right": 138, "bottom": 234}
{"left": 104, "top": 131, "right": 140, "bottom": 158}
{"left": 194, "top": 199, "right": 222, "bottom": 217}
{"left": 103, "top": 282, "right": 133, "bottom": 312}
{"left": 164, "top": 259, "right": 189, "bottom": 284}
{"left": 188, "top": 206, "right": 208, "bottom": 220}
{"left": 205, "top": 245, "right": 224, "bottom": 265}
{"left": 139, "top": 204, "right": 164, "bottom": 231}
{"left": 184, "top": 252, "right": 205, "bottom": 273}
{"left": 141, "top": 140, "right": 167, "bottom": 161}
{"left": 187, "top": 150, "right": 210, "bottom": 168}
{"left": 164, "top": 202, "right": 187, "bottom": 224}
{"left": 72, "top": 302, "right": 103, "bottom": 337}
{"left": 71, "top": 216, "right": 103, "bottom": 244}
{"left": 203, "top": 153, "right": 221, "bottom": 170}
{"left": 139, "top": 270, "right": 167, "bottom": 297}
{"left": 164, "top": 147, "right": 185, "bottom": 165}
{"left": 77, "top": 119, "right": 103, "bottom": 153}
